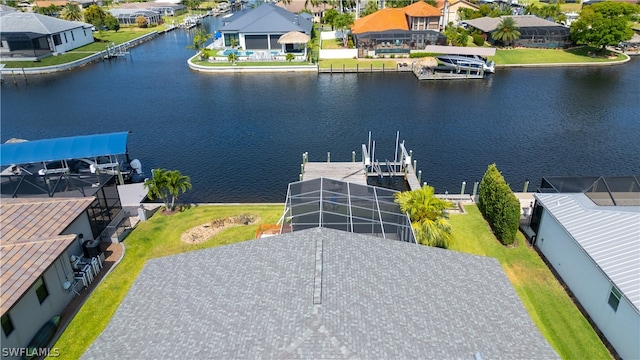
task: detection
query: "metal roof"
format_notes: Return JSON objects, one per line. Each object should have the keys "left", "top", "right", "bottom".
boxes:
{"left": 463, "top": 15, "right": 566, "bottom": 32}
{"left": 534, "top": 193, "right": 640, "bottom": 312}
{"left": 83, "top": 228, "right": 558, "bottom": 359}
{"left": 0, "top": 132, "right": 129, "bottom": 166}
{"left": 219, "top": 2, "right": 312, "bottom": 34}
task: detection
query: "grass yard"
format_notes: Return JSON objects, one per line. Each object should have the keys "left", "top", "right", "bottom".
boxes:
{"left": 50, "top": 204, "right": 283, "bottom": 359}
{"left": 492, "top": 47, "right": 626, "bottom": 65}
{"left": 449, "top": 205, "right": 612, "bottom": 359}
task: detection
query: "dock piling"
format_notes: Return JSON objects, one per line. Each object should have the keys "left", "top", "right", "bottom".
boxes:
{"left": 418, "top": 170, "right": 422, "bottom": 184}
{"left": 301, "top": 164, "right": 304, "bottom": 175}
{"left": 352, "top": 151, "right": 356, "bottom": 163}
{"left": 327, "top": 152, "right": 330, "bottom": 163}
{"left": 472, "top": 181, "right": 479, "bottom": 198}
{"left": 523, "top": 180, "right": 529, "bottom": 193}
{"left": 461, "top": 181, "right": 466, "bottom": 195}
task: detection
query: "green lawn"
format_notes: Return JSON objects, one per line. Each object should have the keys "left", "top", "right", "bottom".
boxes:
{"left": 492, "top": 47, "right": 626, "bottom": 65}
{"left": 50, "top": 204, "right": 283, "bottom": 359}
{"left": 449, "top": 205, "right": 612, "bottom": 359}
{"left": 1, "top": 28, "right": 158, "bottom": 68}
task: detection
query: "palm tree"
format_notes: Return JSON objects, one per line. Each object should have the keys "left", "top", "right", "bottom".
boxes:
{"left": 394, "top": 185, "right": 453, "bottom": 248}
{"left": 491, "top": 17, "right": 521, "bottom": 47}
{"left": 60, "top": 3, "right": 82, "bottom": 21}
{"left": 228, "top": 52, "right": 238, "bottom": 64}
{"left": 144, "top": 169, "right": 192, "bottom": 211}
{"left": 164, "top": 170, "right": 192, "bottom": 211}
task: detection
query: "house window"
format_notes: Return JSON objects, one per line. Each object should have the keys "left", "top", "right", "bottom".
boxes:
{"left": 1, "top": 314, "right": 14, "bottom": 337}
{"left": 64, "top": 33, "right": 68, "bottom": 43}
{"left": 608, "top": 286, "right": 621, "bottom": 311}
{"left": 35, "top": 277, "right": 49, "bottom": 304}
{"left": 53, "top": 34, "right": 62, "bottom": 46}
{"left": 71, "top": 31, "right": 75, "bottom": 41}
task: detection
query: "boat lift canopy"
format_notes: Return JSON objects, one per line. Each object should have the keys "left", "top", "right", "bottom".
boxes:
{"left": 424, "top": 45, "right": 496, "bottom": 57}
{"left": 1, "top": 132, "right": 130, "bottom": 167}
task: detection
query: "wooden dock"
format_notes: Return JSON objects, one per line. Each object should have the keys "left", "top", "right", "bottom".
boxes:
{"left": 302, "top": 161, "right": 421, "bottom": 191}
{"left": 412, "top": 62, "right": 485, "bottom": 80}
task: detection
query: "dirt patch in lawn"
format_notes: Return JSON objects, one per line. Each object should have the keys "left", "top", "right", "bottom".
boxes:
{"left": 181, "top": 214, "right": 260, "bottom": 244}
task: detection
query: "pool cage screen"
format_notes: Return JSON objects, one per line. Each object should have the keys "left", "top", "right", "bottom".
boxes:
{"left": 281, "top": 178, "right": 416, "bottom": 243}
{"left": 538, "top": 176, "right": 640, "bottom": 206}
{"left": 509, "top": 26, "right": 572, "bottom": 48}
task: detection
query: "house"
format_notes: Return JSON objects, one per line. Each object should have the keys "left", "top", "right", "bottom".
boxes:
{"left": 0, "top": 197, "right": 96, "bottom": 358}
{"left": 436, "top": 0, "right": 479, "bottom": 27}
{"left": 274, "top": 0, "right": 333, "bottom": 23}
{"left": 218, "top": 2, "right": 312, "bottom": 52}
{"left": 83, "top": 225, "right": 559, "bottom": 358}
{"left": 0, "top": 11, "right": 93, "bottom": 61}
{"left": 462, "top": 15, "right": 572, "bottom": 48}
{"left": 108, "top": 9, "right": 163, "bottom": 26}
{"left": 529, "top": 176, "right": 640, "bottom": 360}
{"left": 116, "top": 2, "right": 186, "bottom": 17}
{"left": 351, "top": 1, "right": 447, "bottom": 57}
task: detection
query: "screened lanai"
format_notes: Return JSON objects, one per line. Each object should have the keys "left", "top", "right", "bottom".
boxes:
{"left": 281, "top": 178, "right": 416, "bottom": 243}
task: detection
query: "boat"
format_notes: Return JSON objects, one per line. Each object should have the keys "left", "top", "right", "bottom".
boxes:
{"left": 435, "top": 54, "right": 495, "bottom": 73}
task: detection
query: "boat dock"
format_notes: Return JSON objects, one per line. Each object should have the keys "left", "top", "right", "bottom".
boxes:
{"left": 411, "top": 62, "right": 486, "bottom": 80}
{"left": 300, "top": 132, "right": 422, "bottom": 191}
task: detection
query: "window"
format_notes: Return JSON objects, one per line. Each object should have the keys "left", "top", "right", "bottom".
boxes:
{"left": 608, "top": 286, "right": 621, "bottom": 311}
{"left": 63, "top": 33, "right": 68, "bottom": 43}
{"left": 71, "top": 31, "right": 75, "bottom": 41}
{"left": 35, "top": 277, "right": 49, "bottom": 304}
{"left": 53, "top": 34, "right": 62, "bottom": 46}
{"left": 1, "top": 314, "right": 14, "bottom": 337}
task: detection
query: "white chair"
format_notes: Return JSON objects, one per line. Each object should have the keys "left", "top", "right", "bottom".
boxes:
{"left": 91, "top": 257, "right": 101, "bottom": 274}
{"left": 74, "top": 272, "right": 88, "bottom": 289}
{"left": 81, "top": 264, "right": 94, "bottom": 284}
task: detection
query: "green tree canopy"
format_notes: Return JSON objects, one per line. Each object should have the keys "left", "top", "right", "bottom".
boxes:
{"left": 570, "top": 2, "right": 637, "bottom": 52}
{"left": 394, "top": 185, "right": 453, "bottom": 249}
{"left": 360, "top": 0, "right": 378, "bottom": 17}
{"left": 144, "top": 169, "right": 192, "bottom": 211}
{"left": 323, "top": 8, "right": 339, "bottom": 29}
{"left": 105, "top": 13, "right": 120, "bottom": 32}
{"left": 60, "top": 3, "right": 83, "bottom": 21}
{"left": 492, "top": 17, "right": 521, "bottom": 46}
{"left": 84, "top": 5, "right": 106, "bottom": 27}
{"left": 186, "top": 28, "right": 213, "bottom": 52}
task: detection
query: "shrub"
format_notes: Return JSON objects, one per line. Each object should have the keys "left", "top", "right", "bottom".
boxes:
{"left": 409, "top": 52, "right": 437, "bottom": 58}
{"left": 472, "top": 33, "right": 485, "bottom": 46}
{"left": 136, "top": 15, "right": 148, "bottom": 28}
{"left": 478, "top": 164, "right": 520, "bottom": 246}
{"left": 390, "top": 54, "right": 395, "bottom": 58}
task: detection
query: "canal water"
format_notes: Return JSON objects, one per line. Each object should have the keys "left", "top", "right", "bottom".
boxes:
{"left": 1, "top": 17, "right": 639, "bottom": 203}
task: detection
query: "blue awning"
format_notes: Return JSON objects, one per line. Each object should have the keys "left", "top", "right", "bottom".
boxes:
{"left": 1, "top": 132, "right": 130, "bottom": 167}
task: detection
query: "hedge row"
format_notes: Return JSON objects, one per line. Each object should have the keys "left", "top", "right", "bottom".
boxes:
{"left": 477, "top": 164, "right": 521, "bottom": 246}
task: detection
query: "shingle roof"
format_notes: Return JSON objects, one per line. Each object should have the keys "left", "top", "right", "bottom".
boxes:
{"left": 534, "top": 193, "right": 640, "bottom": 312}
{"left": 219, "top": 2, "right": 312, "bottom": 34}
{"left": 83, "top": 228, "right": 558, "bottom": 359}
{"left": 463, "top": 15, "right": 563, "bottom": 32}
{"left": 0, "top": 197, "right": 94, "bottom": 315}
{"left": 0, "top": 11, "right": 91, "bottom": 35}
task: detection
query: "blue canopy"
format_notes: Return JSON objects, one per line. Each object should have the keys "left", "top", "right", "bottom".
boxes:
{"left": 1, "top": 132, "right": 130, "bottom": 167}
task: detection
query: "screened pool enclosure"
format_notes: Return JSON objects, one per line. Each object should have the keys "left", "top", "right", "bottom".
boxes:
{"left": 281, "top": 178, "right": 416, "bottom": 243}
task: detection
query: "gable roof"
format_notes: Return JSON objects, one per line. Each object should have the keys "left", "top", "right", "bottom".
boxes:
{"left": 274, "top": 0, "right": 332, "bottom": 14}
{"left": 436, "top": 0, "right": 479, "bottom": 10}
{"left": 463, "top": 15, "right": 563, "bottom": 32}
{"left": 534, "top": 193, "right": 640, "bottom": 313}
{"left": 0, "top": 11, "right": 91, "bottom": 36}
{"left": 0, "top": 197, "right": 94, "bottom": 315}
{"left": 352, "top": 2, "right": 442, "bottom": 34}
{"left": 219, "top": 2, "right": 312, "bottom": 34}
{"left": 84, "top": 228, "right": 558, "bottom": 359}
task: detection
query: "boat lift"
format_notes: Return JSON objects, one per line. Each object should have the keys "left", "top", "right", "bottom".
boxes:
{"left": 362, "top": 131, "right": 419, "bottom": 188}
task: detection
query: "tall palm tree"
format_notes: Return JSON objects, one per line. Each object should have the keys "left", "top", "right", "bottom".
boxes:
{"left": 60, "top": 3, "right": 83, "bottom": 21}
{"left": 144, "top": 169, "right": 192, "bottom": 211}
{"left": 394, "top": 185, "right": 453, "bottom": 248}
{"left": 491, "top": 17, "right": 521, "bottom": 47}
{"left": 164, "top": 170, "right": 192, "bottom": 211}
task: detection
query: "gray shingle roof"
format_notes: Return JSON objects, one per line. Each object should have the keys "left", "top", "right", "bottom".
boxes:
{"left": 0, "top": 11, "right": 91, "bottom": 35}
{"left": 534, "top": 193, "right": 640, "bottom": 312}
{"left": 463, "top": 15, "right": 564, "bottom": 32}
{"left": 219, "top": 2, "right": 312, "bottom": 34}
{"left": 83, "top": 228, "right": 557, "bottom": 359}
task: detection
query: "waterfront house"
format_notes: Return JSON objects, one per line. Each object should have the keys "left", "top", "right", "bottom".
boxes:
{"left": 116, "top": 2, "right": 186, "bottom": 17}
{"left": 436, "top": 0, "right": 479, "bottom": 28}
{"left": 351, "top": 1, "right": 447, "bottom": 58}
{"left": 529, "top": 176, "right": 640, "bottom": 360}
{"left": 462, "top": 15, "right": 572, "bottom": 48}
{"left": 108, "top": 8, "right": 162, "bottom": 26}
{"left": 0, "top": 11, "right": 93, "bottom": 61}
{"left": 274, "top": 0, "right": 333, "bottom": 23}
{"left": 218, "top": 2, "right": 312, "bottom": 53}
{"left": 0, "top": 198, "right": 95, "bottom": 357}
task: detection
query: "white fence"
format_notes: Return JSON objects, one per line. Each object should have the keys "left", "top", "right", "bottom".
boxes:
{"left": 319, "top": 49, "right": 358, "bottom": 59}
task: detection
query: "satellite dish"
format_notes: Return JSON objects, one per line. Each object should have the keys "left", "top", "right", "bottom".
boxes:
{"left": 63, "top": 280, "right": 71, "bottom": 290}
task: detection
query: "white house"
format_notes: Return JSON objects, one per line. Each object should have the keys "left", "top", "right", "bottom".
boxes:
{"left": 0, "top": 11, "right": 93, "bottom": 61}
{"left": 1, "top": 197, "right": 95, "bottom": 359}
{"left": 532, "top": 191, "right": 640, "bottom": 360}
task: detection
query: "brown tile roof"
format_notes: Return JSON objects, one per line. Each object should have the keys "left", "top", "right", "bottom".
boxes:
{"left": 0, "top": 197, "right": 94, "bottom": 315}
{"left": 352, "top": 2, "right": 442, "bottom": 34}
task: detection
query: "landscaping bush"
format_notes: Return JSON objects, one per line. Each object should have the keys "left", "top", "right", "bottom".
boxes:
{"left": 409, "top": 52, "right": 437, "bottom": 58}
{"left": 478, "top": 164, "right": 520, "bottom": 246}
{"left": 472, "top": 33, "right": 485, "bottom": 46}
